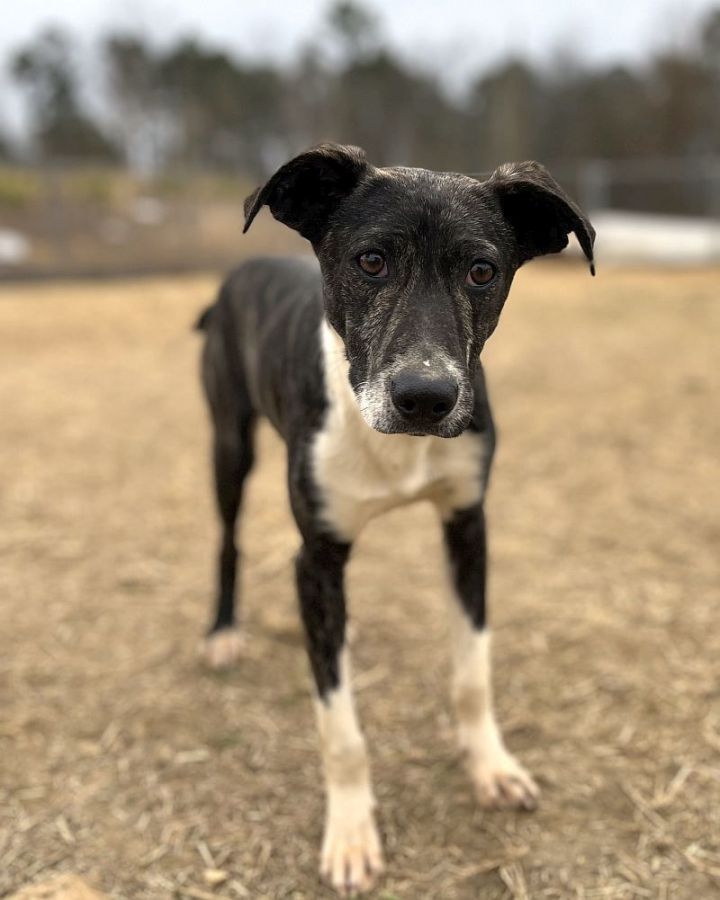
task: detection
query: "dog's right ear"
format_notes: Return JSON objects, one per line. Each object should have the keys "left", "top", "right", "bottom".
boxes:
{"left": 489, "top": 161, "right": 596, "bottom": 275}
{"left": 243, "top": 143, "right": 369, "bottom": 244}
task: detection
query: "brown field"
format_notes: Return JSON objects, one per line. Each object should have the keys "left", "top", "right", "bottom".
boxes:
{"left": 1, "top": 263, "right": 719, "bottom": 899}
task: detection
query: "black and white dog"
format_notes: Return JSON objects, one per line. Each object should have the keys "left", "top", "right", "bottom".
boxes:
{"left": 197, "top": 144, "right": 595, "bottom": 895}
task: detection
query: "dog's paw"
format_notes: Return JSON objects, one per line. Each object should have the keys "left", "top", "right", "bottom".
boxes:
{"left": 202, "top": 627, "right": 244, "bottom": 669}
{"left": 468, "top": 750, "right": 539, "bottom": 811}
{"left": 320, "top": 813, "right": 383, "bottom": 896}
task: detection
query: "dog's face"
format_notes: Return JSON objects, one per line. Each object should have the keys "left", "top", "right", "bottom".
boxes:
{"left": 244, "top": 144, "right": 595, "bottom": 438}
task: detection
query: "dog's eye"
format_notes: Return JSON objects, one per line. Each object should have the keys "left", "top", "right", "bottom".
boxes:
{"left": 357, "top": 251, "right": 388, "bottom": 278}
{"left": 466, "top": 260, "right": 496, "bottom": 287}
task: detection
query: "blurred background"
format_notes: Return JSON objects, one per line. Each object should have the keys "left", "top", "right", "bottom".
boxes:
{"left": 1, "top": 0, "right": 720, "bottom": 276}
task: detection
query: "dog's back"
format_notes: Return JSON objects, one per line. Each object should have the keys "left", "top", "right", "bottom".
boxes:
{"left": 199, "top": 256, "right": 325, "bottom": 439}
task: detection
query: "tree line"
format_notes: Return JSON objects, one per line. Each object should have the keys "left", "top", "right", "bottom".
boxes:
{"left": 2, "top": 1, "right": 720, "bottom": 176}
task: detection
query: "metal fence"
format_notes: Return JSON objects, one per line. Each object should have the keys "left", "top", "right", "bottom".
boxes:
{"left": 559, "top": 158, "right": 720, "bottom": 220}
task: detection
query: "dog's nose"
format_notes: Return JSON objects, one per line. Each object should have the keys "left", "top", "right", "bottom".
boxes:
{"left": 390, "top": 370, "right": 459, "bottom": 423}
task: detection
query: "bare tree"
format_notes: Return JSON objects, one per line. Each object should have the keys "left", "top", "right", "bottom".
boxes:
{"left": 12, "top": 28, "right": 117, "bottom": 161}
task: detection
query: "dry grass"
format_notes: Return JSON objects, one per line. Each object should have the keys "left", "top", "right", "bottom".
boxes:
{"left": 0, "top": 262, "right": 719, "bottom": 899}
{"left": 0, "top": 167, "right": 305, "bottom": 276}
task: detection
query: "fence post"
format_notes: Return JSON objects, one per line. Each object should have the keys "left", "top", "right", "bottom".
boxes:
{"left": 707, "top": 158, "right": 720, "bottom": 220}
{"left": 577, "top": 160, "right": 610, "bottom": 212}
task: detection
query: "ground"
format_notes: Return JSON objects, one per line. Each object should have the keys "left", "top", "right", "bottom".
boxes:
{"left": 1, "top": 263, "right": 719, "bottom": 899}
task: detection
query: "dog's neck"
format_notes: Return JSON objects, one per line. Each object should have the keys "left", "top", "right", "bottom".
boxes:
{"left": 319, "top": 319, "right": 364, "bottom": 427}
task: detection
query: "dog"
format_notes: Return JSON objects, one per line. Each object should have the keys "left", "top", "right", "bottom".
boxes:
{"left": 196, "top": 143, "right": 595, "bottom": 895}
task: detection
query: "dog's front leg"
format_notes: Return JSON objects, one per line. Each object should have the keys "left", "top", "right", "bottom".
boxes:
{"left": 443, "top": 503, "right": 539, "bottom": 810}
{"left": 295, "top": 537, "right": 383, "bottom": 896}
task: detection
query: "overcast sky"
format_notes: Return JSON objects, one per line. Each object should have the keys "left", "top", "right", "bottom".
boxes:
{"left": 1, "top": 0, "right": 718, "bottom": 130}
{"left": 2, "top": 0, "right": 719, "bottom": 71}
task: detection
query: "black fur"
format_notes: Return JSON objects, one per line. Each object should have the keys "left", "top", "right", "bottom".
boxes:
{"left": 295, "top": 537, "right": 351, "bottom": 695}
{"left": 194, "top": 305, "right": 214, "bottom": 331}
{"left": 198, "top": 143, "right": 594, "bottom": 698}
{"left": 443, "top": 503, "right": 490, "bottom": 631}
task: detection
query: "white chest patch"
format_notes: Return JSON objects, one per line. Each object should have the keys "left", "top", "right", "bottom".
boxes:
{"left": 312, "top": 322, "right": 486, "bottom": 541}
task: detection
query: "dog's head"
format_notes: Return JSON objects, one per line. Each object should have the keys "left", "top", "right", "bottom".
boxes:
{"left": 244, "top": 143, "right": 595, "bottom": 438}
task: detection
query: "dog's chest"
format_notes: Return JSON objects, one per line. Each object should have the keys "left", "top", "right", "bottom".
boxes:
{"left": 312, "top": 406, "right": 485, "bottom": 540}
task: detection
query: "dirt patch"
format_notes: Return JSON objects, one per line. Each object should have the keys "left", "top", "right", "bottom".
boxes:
{"left": 7, "top": 875, "right": 109, "bottom": 900}
{"left": 1, "top": 263, "right": 719, "bottom": 898}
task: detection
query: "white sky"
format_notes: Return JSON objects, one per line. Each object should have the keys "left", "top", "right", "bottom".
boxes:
{"left": 1, "top": 0, "right": 718, "bottom": 132}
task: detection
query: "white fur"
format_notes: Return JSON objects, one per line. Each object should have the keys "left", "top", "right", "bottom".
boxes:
{"left": 203, "top": 627, "right": 243, "bottom": 669}
{"left": 315, "top": 650, "right": 383, "bottom": 893}
{"left": 448, "top": 615, "right": 539, "bottom": 809}
{"left": 313, "top": 321, "right": 486, "bottom": 540}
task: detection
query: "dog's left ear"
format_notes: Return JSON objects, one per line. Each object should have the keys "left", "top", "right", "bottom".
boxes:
{"left": 489, "top": 161, "right": 596, "bottom": 275}
{"left": 243, "top": 143, "right": 369, "bottom": 244}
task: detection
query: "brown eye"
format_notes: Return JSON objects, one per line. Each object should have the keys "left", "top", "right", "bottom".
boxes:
{"left": 466, "top": 260, "right": 496, "bottom": 287}
{"left": 357, "top": 251, "right": 388, "bottom": 278}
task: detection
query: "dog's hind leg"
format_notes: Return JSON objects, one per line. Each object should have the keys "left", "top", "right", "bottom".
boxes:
{"left": 443, "top": 503, "right": 540, "bottom": 810}
{"left": 295, "top": 536, "right": 383, "bottom": 896}
{"left": 203, "top": 408, "right": 256, "bottom": 668}
{"left": 199, "top": 291, "right": 258, "bottom": 669}
{"left": 199, "top": 301, "right": 257, "bottom": 669}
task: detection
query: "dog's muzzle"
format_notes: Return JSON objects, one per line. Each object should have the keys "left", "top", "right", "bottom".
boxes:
{"left": 356, "top": 356, "right": 473, "bottom": 438}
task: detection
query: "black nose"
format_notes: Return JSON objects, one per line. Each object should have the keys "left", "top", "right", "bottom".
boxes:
{"left": 390, "top": 370, "right": 459, "bottom": 424}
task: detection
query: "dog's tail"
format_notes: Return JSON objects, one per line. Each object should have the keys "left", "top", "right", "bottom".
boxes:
{"left": 194, "top": 304, "right": 214, "bottom": 332}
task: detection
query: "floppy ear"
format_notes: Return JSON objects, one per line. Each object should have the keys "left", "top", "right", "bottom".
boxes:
{"left": 243, "top": 143, "right": 369, "bottom": 244}
{"left": 489, "top": 161, "right": 596, "bottom": 274}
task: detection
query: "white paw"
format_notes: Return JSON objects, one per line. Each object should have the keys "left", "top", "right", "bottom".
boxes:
{"left": 320, "top": 813, "right": 383, "bottom": 896}
{"left": 468, "top": 750, "right": 540, "bottom": 811}
{"left": 202, "top": 627, "right": 243, "bottom": 669}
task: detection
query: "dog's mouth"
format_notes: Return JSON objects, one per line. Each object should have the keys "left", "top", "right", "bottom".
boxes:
{"left": 364, "top": 413, "right": 471, "bottom": 439}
